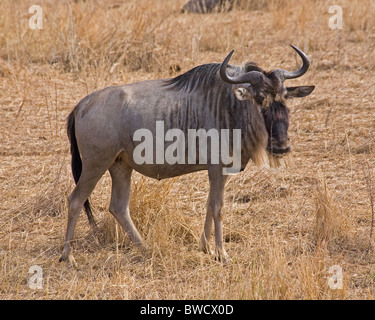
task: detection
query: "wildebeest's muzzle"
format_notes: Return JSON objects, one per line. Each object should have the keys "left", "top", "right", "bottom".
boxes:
{"left": 263, "top": 102, "right": 291, "bottom": 157}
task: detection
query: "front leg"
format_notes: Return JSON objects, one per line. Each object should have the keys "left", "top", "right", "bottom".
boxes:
{"left": 202, "top": 167, "right": 229, "bottom": 262}
{"left": 199, "top": 196, "right": 213, "bottom": 255}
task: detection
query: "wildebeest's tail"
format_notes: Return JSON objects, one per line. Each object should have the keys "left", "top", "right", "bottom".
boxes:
{"left": 67, "top": 111, "right": 96, "bottom": 228}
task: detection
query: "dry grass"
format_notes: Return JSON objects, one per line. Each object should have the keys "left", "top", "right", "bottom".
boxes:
{"left": 1, "top": 0, "right": 375, "bottom": 299}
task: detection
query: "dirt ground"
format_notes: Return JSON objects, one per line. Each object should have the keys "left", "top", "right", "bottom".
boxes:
{"left": 1, "top": 0, "right": 375, "bottom": 299}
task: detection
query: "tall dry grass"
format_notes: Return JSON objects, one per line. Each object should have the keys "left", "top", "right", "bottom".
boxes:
{"left": 1, "top": 0, "right": 375, "bottom": 299}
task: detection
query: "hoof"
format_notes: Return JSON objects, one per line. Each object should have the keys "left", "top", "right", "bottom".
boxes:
{"left": 59, "top": 247, "right": 77, "bottom": 267}
{"left": 199, "top": 236, "right": 213, "bottom": 255}
{"left": 59, "top": 254, "right": 77, "bottom": 267}
{"left": 214, "top": 248, "right": 231, "bottom": 263}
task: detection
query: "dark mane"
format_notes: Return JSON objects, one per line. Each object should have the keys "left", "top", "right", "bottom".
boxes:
{"left": 165, "top": 61, "right": 271, "bottom": 94}
{"left": 243, "top": 62, "right": 268, "bottom": 74}
{"left": 164, "top": 63, "right": 221, "bottom": 93}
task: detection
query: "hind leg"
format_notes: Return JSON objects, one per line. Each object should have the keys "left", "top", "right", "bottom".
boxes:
{"left": 60, "top": 162, "right": 109, "bottom": 265}
{"left": 109, "top": 160, "right": 145, "bottom": 248}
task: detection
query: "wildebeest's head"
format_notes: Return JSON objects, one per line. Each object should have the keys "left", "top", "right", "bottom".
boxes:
{"left": 220, "top": 45, "right": 315, "bottom": 157}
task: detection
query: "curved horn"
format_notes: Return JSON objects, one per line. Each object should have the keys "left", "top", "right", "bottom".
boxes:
{"left": 272, "top": 45, "right": 310, "bottom": 81}
{"left": 220, "top": 50, "right": 264, "bottom": 85}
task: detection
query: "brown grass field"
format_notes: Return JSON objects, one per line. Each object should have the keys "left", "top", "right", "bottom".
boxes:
{"left": 0, "top": 0, "right": 375, "bottom": 300}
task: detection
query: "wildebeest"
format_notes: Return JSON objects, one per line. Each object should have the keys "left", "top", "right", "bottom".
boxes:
{"left": 60, "top": 45, "right": 314, "bottom": 264}
{"left": 181, "top": 0, "right": 234, "bottom": 13}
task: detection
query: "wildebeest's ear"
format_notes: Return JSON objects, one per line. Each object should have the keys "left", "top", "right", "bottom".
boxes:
{"left": 233, "top": 87, "right": 252, "bottom": 101}
{"left": 286, "top": 86, "right": 315, "bottom": 98}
